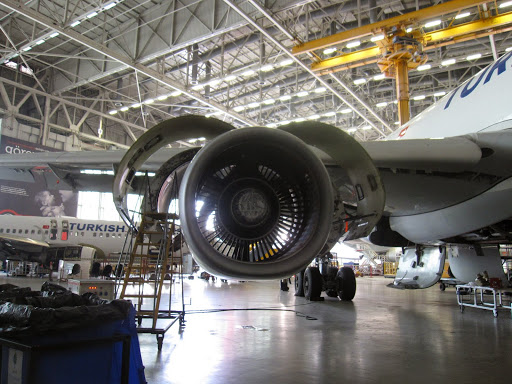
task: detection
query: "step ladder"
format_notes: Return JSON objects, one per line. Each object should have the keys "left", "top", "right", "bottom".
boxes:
{"left": 118, "top": 212, "right": 185, "bottom": 350}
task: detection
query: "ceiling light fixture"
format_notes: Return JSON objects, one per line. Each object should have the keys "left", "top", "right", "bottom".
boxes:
{"left": 373, "top": 74, "right": 386, "bottom": 81}
{"left": 424, "top": 20, "right": 442, "bottom": 28}
{"left": 346, "top": 40, "right": 361, "bottom": 49}
{"left": 417, "top": 64, "right": 431, "bottom": 71}
{"left": 314, "top": 87, "right": 326, "bottom": 93}
{"left": 441, "top": 58, "right": 456, "bottom": 66}
{"left": 413, "top": 95, "right": 426, "bottom": 101}
{"left": 370, "top": 34, "right": 385, "bottom": 42}
{"left": 376, "top": 102, "right": 388, "bottom": 108}
{"left": 434, "top": 91, "right": 446, "bottom": 97}
{"left": 353, "top": 78, "right": 366, "bottom": 85}
{"left": 323, "top": 47, "right": 337, "bottom": 55}
{"left": 296, "top": 91, "right": 309, "bottom": 97}
{"left": 466, "top": 53, "right": 482, "bottom": 61}
{"left": 499, "top": 1, "right": 512, "bottom": 8}
{"left": 455, "top": 12, "right": 470, "bottom": 19}
{"left": 279, "top": 95, "right": 292, "bottom": 101}
{"left": 280, "top": 58, "right": 293, "bottom": 66}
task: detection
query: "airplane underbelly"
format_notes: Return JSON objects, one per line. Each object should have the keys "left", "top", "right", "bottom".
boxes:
{"left": 389, "top": 176, "right": 512, "bottom": 243}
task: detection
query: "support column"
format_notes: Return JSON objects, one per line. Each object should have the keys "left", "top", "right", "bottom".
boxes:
{"left": 395, "top": 59, "right": 410, "bottom": 126}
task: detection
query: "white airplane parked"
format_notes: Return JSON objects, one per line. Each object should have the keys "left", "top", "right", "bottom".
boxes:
{"left": 1, "top": 50, "right": 512, "bottom": 299}
{"left": 0, "top": 215, "right": 129, "bottom": 266}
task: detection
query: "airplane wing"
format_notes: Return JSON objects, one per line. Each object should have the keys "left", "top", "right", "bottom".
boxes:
{"left": 0, "top": 234, "right": 49, "bottom": 248}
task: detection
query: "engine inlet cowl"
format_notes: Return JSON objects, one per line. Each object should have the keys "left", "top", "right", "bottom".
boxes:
{"left": 179, "top": 127, "right": 333, "bottom": 280}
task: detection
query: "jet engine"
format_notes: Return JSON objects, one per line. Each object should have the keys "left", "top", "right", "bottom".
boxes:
{"left": 113, "top": 116, "right": 385, "bottom": 280}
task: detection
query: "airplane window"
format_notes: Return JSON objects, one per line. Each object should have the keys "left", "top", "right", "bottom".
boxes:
{"left": 44, "top": 230, "right": 48, "bottom": 234}
{"left": 0, "top": 229, "right": 3, "bottom": 233}
{"left": 31, "top": 229, "right": 35, "bottom": 234}
{"left": 106, "top": 233, "right": 109, "bottom": 238}
{"left": 25, "top": 229, "right": 28, "bottom": 234}
{"left": 12, "top": 229, "right": 16, "bottom": 234}
{"left": 99, "top": 233, "right": 103, "bottom": 238}
{"left": 38, "top": 230, "right": 41, "bottom": 234}
{"left": 93, "top": 233, "right": 97, "bottom": 237}
{"left": 6, "top": 229, "right": 10, "bottom": 233}
{"left": 81, "top": 232, "right": 84, "bottom": 236}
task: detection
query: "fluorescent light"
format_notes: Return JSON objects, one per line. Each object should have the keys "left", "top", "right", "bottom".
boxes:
{"left": 314, "top": 87, "right": 326, "bottom": 93}
{"left": 261, "top": 64, "right": 273, "bottom": 72}
{"left": 35, "top": 39, "right": 45, "bottom": 45}
{"left": 108, "top": 110, "right": 118, "bottom": 115}
{"left": 406, "top": 27, "right": 413, "bottom": 33}
{"left": 70, "top": 20, "right": 81, "bottom": 27}
{"left": 394, "top": 121, "right": 400, "bottom": 125}
{"left": 130, "top": 103, "right": 141, "bottom": 108}
{"left": 49, "top": 32, "right": 59, "bottom": 38}
{"left": 280, "top": 58, "right": 293, "bottom": 66}
{"left": 103, "top": 2, "right": 116, "bottom": 10}
{"left": 170, "top": 90, "right": 182, "bottom": 97}
{"left": 417, "top": 64, "right": 431, "bottom": 71}
{"left": 371, "top": 34, "right": 385, "bottom": 42}
{"left": 247, "top": 102, "right": 260, "bottom": 108}
{"left": 353, "top": 78, "right": 366, "bottom": 85}
{"left": 205, "top": 111, "right": 222, "bottom": 118}
{"left": 224, "top": 74, "right": 237, "bottom": 81}
{"left": 144, "top": 98, "right": 155, "bottom": 104}
{"left": 434, "top": 91, "right": 446, "bottom": 97}
{"left": 294, "top": 117, "right": 306, "bottom": 122}
{"left": 376, "top": 102, "right": 387, "bottom": 108}
{"left": 323, "top": 47, "right": 337, "bottom": 55}
{"left": 191, "top": 84, "right": 203, "bottom": 91}
{"left": 157, "top": 95, "right": 168, "bottom": 101}
{"left": 267, "top": 123, "right": 277, "bottom": 128}
{"left": 347, "top": 128, "right": 357, "bottom": 133}
{"left": 21, "top": 46, "right": 32, "bottom": 52}
{"left": 279, "top": 95, "right": 292, "bottom": 101}
{"left": 346, "top": 40, "right": 361, "bottom": 49}
{"left": 441, "top": 58, "right": 456, "bottom": 66}
{"left": 120, "top": 106, "right": 129, "bottom": 111}
{"left": 361, "top": 125, "right": 372, "bottom": 130}
{"left": 424, "top": 20, "right": 442, "bottom": 28}
{"left": 413, "top": 95, "right": 426, "bottom": 101}
{"left": 341, "top": 108, "right": 352, "bottom": 114}
{"left": 466, "top": 53, "right": 482, "bottom": 61}
{"left": 242, "top": 69, "right": 255, "bottom": 77}
{"left": 506, "top": 47, "right": 512, "bottom": 52}
{"left": 263, "top": 98, "right": 275, "bottom": 105}
{"left": 280, "top": 120, "right": 291, "bottom": 125}
{"left": 233, "top": 106, "right": 245, "bottom": 112}
{"left": 296, "top": 91, "right": 309, "bottom": 97}
{"left": 307, "top": 114, "right": 320, "bottom": 120}
{"left": 86, "top": 11, "right": 98, "bottom": 19}
{"left": 455, "top": 12, "right": 470, "bottom": 19}
{"left": 208, "top": 79, "right": 221, "bottom": 87}
{"left": 323, "top": 111, "right": 336, "bottom": 117}
{"left": 499, "top": 1, "right": 512, "bottom": 8}
{"left": 373, "top": 74, "right": 385, "bottom": 81}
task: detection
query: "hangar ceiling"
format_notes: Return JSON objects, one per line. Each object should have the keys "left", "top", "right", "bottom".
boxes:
{"left": 0, "top": 0, "right": 511, "bottom": 149}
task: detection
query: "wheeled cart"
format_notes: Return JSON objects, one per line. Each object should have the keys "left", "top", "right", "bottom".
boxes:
{"left": 456, "top": 284, "right": 512, "bottom": 318}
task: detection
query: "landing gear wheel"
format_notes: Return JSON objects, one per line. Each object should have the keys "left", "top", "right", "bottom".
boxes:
{"left": 304, "top": 267, "right": 322, "bottom": 300}
{"left": 439, "top": 282, "right": 446, "bottom": 291}
{"left": 336, "top": 267, "right": 356, "bottom": 301}
{"left": 295, "top": 270, "right": 305, "bottom": 297}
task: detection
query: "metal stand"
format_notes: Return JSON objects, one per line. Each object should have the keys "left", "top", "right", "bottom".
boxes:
{"left": 456, "top": 284, "right": 512, "bottom": 318}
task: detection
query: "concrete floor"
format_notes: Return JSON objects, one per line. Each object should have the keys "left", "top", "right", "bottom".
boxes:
{"left": 2, "top": 274, "right": 512, "bottom": 383}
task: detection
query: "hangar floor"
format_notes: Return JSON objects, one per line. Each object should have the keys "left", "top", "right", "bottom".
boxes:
{"left": 1, "top": 274, "right": 511, "bottom": 384}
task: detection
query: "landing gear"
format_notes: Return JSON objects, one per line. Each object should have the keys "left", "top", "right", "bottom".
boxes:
{"left": 304, "top": 267, "right": 323, "bottom": 300}
{"left": 294, "top": 270, "right": 305, "bottom": 297}
{"left": 439, "top": 282, "right": 446, "bottom": 291}
{"left": 336, "top": 267, "right": 356, "bottom": 301}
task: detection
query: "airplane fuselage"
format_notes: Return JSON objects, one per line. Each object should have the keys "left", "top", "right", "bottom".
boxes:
{"left": 0, "top": 215, "right": 129, "bottom": 257}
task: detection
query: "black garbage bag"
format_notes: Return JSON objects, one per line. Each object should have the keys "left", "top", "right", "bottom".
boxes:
{"left": 40, "top": 281, "right": 69, "bottom": 296}
{"left": 0, "top": 283, "right": 132, "bottom": 337}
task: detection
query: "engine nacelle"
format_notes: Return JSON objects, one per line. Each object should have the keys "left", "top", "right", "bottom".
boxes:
{"left": 179, "top": 127, "right": 333, "bottom": 279}
{"left": 114, "top": 116, "right": 385, "bottom": 280}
